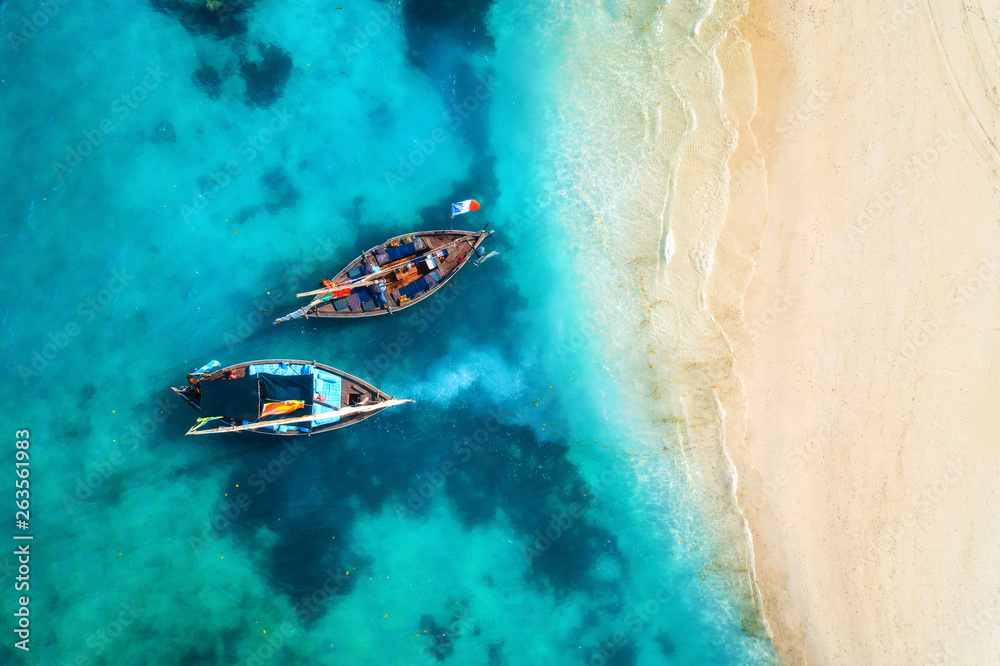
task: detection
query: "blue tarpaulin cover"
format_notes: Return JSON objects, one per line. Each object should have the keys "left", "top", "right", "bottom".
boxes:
{"left": 313, "top": 371, "right": 342, "bottom": 424}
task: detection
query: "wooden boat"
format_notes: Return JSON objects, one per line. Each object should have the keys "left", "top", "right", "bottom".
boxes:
{"left": 274, "top": 227, "right": 496, "bottom": 323}
{"left": 171, "top": 359, "right": 412, "bottom": 435}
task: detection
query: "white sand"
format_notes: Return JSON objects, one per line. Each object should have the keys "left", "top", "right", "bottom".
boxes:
{"left": 719, "top": 1, "right": 1000, "bottom": 663}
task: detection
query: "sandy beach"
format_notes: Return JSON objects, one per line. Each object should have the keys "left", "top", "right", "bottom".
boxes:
{"left": 721, "top": 1, "right": 1000, "bottom": 663}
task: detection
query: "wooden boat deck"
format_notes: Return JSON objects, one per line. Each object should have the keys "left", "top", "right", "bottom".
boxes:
{"left": 295, "top": 229, "right": 492, "bottom": 319}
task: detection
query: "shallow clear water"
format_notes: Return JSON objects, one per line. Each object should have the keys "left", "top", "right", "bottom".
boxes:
{"left": 1, "top": 0, "right": 775, "bottom": 663}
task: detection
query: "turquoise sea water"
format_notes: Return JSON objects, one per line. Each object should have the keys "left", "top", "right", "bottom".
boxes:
{"left": 2, "top": 0, "right": 775, "bottom": 663}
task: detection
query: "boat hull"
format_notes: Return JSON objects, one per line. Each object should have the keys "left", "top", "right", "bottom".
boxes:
{"left": 171, "top": 359, "right": 392, "bottom": 435}
{"left": 295, "top": 229, "right": 492, "bottom": 319}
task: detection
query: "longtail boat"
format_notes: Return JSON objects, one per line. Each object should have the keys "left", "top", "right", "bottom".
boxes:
{"left": 171, "top": 359, "right": 411, "bottom": 435}
{"left": 274, "top": 227, "right": 497, "bottom": 323}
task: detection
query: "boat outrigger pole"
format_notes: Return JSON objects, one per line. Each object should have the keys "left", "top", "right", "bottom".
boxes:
{"left": 184, "top": 398, "right": 415, "bottom": 435}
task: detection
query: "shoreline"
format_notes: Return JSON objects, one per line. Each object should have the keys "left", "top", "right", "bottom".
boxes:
{"left": 708, "top": 5, "right": 807, "bottom": 661}
{"left": 725, "top": 1, "right": 1000, "bottom": 663}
